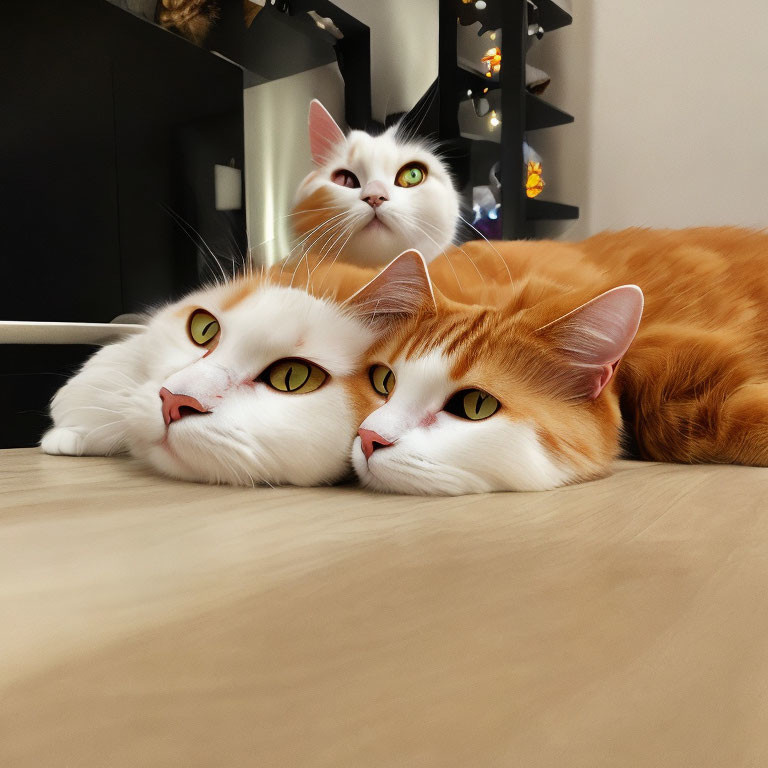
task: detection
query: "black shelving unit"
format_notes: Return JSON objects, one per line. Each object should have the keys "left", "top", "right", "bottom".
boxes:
{"left": 207, "top": 0, "right": 372, "bottom": 131}
{"left": 439, "top": 0, "right": 579, "bottom": 239}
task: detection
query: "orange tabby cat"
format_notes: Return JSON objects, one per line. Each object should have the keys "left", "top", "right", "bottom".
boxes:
{"left": 350, "top": 227, "right": 768, "bottom": 495}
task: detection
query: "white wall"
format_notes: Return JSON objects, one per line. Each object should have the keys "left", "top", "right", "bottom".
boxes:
{"left": 244, "top": 63, "right": 345, "bottom": 266}
{"left": 332, "top": 0, "right": 439, "bottom": 122}
{"left": 530, "top": 0, "right": 768, "bottom": 238}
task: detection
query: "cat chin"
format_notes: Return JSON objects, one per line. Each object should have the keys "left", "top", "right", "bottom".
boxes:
{"left": 350, "top": 424, "right": 575, "bottom": 496}
{"left": 351, "top": 438, "right": 497, "bottom": 495}
{"left": 125, "top": 386, "right": 358, "bottom": 488}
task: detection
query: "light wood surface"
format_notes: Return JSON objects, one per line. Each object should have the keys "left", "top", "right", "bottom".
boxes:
{"left": 2, "top": 448, "right": 768, "bottom": 767}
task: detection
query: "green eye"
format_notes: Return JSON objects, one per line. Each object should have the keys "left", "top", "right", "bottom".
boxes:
{"left": 444, "top": 388, "right": 500, "bottom": 421}
{"left": 188, "top": 309, "right": 220, "bottom": 346}
{"left": 395, "top": 163, "right": 427, "bottom": 188}
{"left": 369, "top": 364, "right": 395, "bottom": 396}
{"left": 263, "top": 358, "right": 327, "bottom": 394}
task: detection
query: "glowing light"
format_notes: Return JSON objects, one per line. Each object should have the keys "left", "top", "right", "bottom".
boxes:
{"left": 489, "top": 110, "right": 500, "bottom": 128}
{"left": 467, "top": 89, "right": 472, "bottom": 97}
{"left": 476, "top": 0, "right": 487, "bottom": 8}
{"left": 488, "top": 208, "right": 498, "bottom": 220}
{"left": 489, "top": 32, "right": 496, "bottom": 41}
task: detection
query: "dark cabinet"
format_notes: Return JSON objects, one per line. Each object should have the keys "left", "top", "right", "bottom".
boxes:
{"left": 1, "top": 0, "right": 245, "bottom": 446}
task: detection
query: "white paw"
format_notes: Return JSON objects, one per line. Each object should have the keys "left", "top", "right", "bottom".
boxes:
{"left": 40, "top": 427, "right": 86, "bottom": 456}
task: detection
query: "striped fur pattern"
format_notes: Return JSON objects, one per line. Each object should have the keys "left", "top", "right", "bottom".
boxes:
{"left": 353, "top": 227, "right": 768, "bottom": 494}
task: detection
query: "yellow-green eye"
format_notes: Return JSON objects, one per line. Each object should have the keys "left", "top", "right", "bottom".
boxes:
{"left": 369, "top": 364, "right": 395, "bottom": 396}
{"left": 444, "top": 388, "right": 500, "bottom": 421}
{"left": 263, "top": 358, "right": 328, "bottom": 394}
{"left": 395, "top": 163, "right": 427, "bottom": 188}
{"left": 188, "top": 309, "right": 220, "bottom": 346}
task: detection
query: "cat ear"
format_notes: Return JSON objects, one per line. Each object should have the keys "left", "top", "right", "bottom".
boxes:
{"left": 537, "top": 285, "right": 644, "bottom": 400}
{"left": 309, "top": 99, "right": 345, "bottom": 166}
{"left": 345, "top": 250, "right": 436, "bottom": 331}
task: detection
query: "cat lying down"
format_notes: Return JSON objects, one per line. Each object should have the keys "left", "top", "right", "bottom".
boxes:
{"left": 43, "top": 227, "right": 768, "bottom": 495}
{"left": 40, "top": 253, "right": 423, "bottom": 487}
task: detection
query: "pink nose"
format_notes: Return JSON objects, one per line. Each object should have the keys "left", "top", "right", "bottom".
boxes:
{"left": 159, "top": 387, "right": 209, "bottom": 426}
{"left": 358, "top": 428, "right": 393, "bottom": 460}
{"left": 361, "top": 180, "right": 389, "bottom": 208}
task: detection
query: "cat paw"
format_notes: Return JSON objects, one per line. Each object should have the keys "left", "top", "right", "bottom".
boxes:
{"left": 40, "top": 427, "right": 86, "bottom": 456}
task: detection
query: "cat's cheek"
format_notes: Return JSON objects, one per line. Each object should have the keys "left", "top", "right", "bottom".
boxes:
{"left": 122, "top": 382, "right": 167, "bottom": 455}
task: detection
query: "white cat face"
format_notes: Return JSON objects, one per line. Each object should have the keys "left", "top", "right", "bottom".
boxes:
{"left": 350, "top": 284, "right": 644, "bottom": 496}
{"left": 293, "top": 101, "right": 459, "bottom": 267}
{"left": 123, "top": 281, "right": 376, "bottom": 487}
{"left": 43, "top": 251, "right": 436, "bottom": 487}
{"left": 351, "top": 349, "right": 574, "bottom": 495}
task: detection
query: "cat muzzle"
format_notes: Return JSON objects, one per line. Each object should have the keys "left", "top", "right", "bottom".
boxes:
{"left": 358, "top": 428, "right": 393, "bottom": 460}
{"left": 361, "top": 180, "right": 389, "bottom": 208}
{"left": 159, "top": 387, "right": 211, "bottom": 426}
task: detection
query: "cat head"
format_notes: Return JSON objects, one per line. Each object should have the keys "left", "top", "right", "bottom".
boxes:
{"left": 291, "top": 100, "right": 459, "bottom": 267}
{"left": 122, "top": 252, "right": 432, "bottom": 487}
{"left": 351, "top": 277, "right": 644, "bottom": 495}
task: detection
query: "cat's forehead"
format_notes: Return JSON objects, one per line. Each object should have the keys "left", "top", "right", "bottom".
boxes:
{"left": 341, "top": 130, "right": 431, "bottom": 171}
{"left": 379, "top": 309, "right": 536, "bottom": 383}
{"left": 386, "top": 309, "right": 494, "bottom": 363}
{"left": 182, "top": 283, "right": 373, "bottom": 372}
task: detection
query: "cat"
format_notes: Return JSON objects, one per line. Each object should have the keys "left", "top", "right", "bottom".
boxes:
{"left": 41, "top": 251, "right": 430, "bottom": 487}
{"left": 351, "top": 227, "right": 768, "bottom": 495}
{"left": 289, "top": 99, "right": 460, "bottom": 268}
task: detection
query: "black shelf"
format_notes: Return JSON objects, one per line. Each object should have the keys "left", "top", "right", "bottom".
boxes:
{"left": 525, "top": 93, "right": 573, "bottom": 130}
{"left": 526, "top": 199, "right": 579, "bottom": 221}
{"left": 456, "top": 65, "right": 500, "bottom": 99}
{"left": 435, "top": 0, "right": 581, "bottom": 238}
{"left": 534, "top": 0, "right": 573, "bottom": 33}
{"left": 457, "top": 0, "right": 572, "bottom": 34}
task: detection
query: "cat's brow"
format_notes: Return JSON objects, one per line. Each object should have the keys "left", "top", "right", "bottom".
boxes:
{"left": 221, "top": 280, "right": 259, "bottom": 310}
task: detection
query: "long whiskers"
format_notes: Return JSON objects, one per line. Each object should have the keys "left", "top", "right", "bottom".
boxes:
{"left": 163, "top": 205, "right": 230, "bottom": 285}
{"left": 456, "top": 213, "right": 514, "bottom": 285}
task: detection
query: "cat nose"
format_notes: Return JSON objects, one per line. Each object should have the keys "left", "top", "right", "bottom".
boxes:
{"left": 159, "top": 387, "right": 210, "bottom": 426}
{"left": 358, "top": 428, "right": 393, "bottom": 460}
{"left": 361, "top": 181, "right": 389, "bottom": 208}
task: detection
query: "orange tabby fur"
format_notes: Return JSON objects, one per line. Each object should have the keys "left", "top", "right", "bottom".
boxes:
{"left": 424, "top": 227, "right": 768, "bottom": 468}
{"left": 264, "top": 227, "right": 768, "bottom": 480}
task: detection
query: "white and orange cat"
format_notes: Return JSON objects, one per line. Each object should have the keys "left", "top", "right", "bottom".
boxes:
{"left": 41, "top": 253, "right": 430, "bottom": 487}
{"left": 290, "top": 100, "right": 460, "bottom": 267}
{"left": 351, "top": 228, "right": 768, "bottom": 495}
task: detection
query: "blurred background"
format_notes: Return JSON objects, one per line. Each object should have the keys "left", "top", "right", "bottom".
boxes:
{"left": 2, "top": 0, "right": 767, "bottom": 447}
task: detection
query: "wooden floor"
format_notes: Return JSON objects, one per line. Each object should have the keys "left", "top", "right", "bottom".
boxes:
{"left": 2, "top": 448, "right": 768, "bottom": 767}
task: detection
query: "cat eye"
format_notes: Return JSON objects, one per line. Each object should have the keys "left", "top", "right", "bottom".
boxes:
{"left": 188, "top": 308, "right": 220, "bottom": 347}
{"left": 395, "top": 162, "right": 427, "bottom": 188}
{"left": 331, "top": 169, "right": 361, "bottom": 188}
{"left": 261, "top": 358, "right": 328, "bottom": 394}
{"left": 369, "top": 364, "right": 395, "bottom": 397}
{"left": 444, "top": 388, "right": 500, "bottom": 421}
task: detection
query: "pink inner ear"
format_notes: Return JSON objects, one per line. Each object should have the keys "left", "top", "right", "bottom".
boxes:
{"left": 539, "top": 285, "right": 644, "bottom": 400}
{"left": 591, "top": 361, "right": 619, "bottom": 400}
{"left": 309, "top": 100, "right": 345, "bottom": 166}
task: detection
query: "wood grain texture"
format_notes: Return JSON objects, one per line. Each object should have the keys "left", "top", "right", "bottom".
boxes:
{"left": 2, "top": 448, "right": 768, "bottom": 766}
